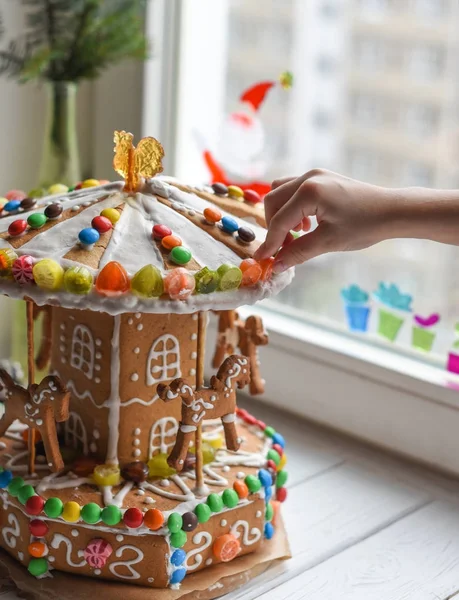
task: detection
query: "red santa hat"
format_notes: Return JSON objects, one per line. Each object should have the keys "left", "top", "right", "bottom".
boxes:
{"left": 239, "top": 71, "right": 293, "bottom": 112}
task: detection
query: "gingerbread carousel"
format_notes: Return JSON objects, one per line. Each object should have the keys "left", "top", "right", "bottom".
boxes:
{"left": 0, "top": 132, "right": 293, "bottom": 595}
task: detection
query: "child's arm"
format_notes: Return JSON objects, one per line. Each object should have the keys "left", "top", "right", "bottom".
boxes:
{"left": 254, "top": 169, "right": 459, "bottom": 272}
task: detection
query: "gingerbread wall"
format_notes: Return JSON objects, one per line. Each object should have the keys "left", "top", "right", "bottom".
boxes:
{"left": 50, "top": 307, "right": 199, "bottom": 466}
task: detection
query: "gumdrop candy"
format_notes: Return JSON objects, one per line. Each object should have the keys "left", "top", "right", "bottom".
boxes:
{"left": 164, "top": 267, "right": 195, "bottom": 301}
{"left": 84, "top": 539, "right": 113, "bottom": 568}
{"left": 259, "top": 257, "right": 275, "bottom": 281}
{"left": 92, "top": 464, "right": 121, "bottom": 486}
{"left": 12, "top": 255, "right": 34, "bottom": 285}
{"left": 217, "top": 264, "right": 242, "bottom": 291}
{"left": 195, "top": 267, "right": 220, "bottom": 294}
{"left": 64, "top": 266, "right": 93, "bottom": 294}
{"left": 0, "top": 249, "right": 18, "bottom": 278}
{"left": 131, "top": 264, "right": 164, "bottom": 298}
{"left": 95, "top": 261, "right": 130, "bottom": 296}
{"left": 189, "top": 442, "right": 215, "bottom": 465}
{"left": 240, "top": 258, "right": 262, "bottom": 287}
{"left": 32, "top": 259, "right": 64, "bottom": 290}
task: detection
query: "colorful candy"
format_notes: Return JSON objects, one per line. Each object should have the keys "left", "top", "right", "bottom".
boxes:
{"left": 217, "top": 264, "right": 242, "bottom": 291}
{"left": 194, "top": 503, "right": 211, "bottom": 523}
{"left": 84, "top": 539, "right": 113, "bottom": 568}
{"left": 92, "top": 215, "right": 112, "bottom": 233}
{"left": 194, "top": 267, "right": 219, "bottom": 294}
{"left": 28, "top": 541, "right": 47, "bottom": 558}
{"left": 27, "top": 213, "right": 48, "bottom": 229}
{"left": 222, "top": 489, "right": 239, "bottom": 508}
{"left": 240, "top": 258, "right": 262, "bottom": 287}
{"left": 170, "top": 568, "right": 187, "bottom": 584}
{"left": 28, "top": 557, "right": 48, "bottom": 577}
{"left": 0, "top": 470, "right": 13, "bottom": 488}
{"left": 245, "top": 474, "right": 262, "bottom": 493}
{"left": 100, "top": 207, "right": 121, "bottom": 224}
{"left": 276, "top": 487, "right": 287, "bottom": 503}
{"left": 3, "top": 200, "right": 21, "bottom": 212}
{"left": 0, "top": 248, "right": 18, "bottom": 277}
{"left": 203, "top": 207, "right": 222, "bottom": 224}
{"left": 101, "top": 505, "right": 122, "bottom": 526}
{"left": 237, "top": 226, "right": 256, "bottom": 243}
{"left": 79, "top": 227, "right": 100, "bottom": 248}
{"left": 276, "top": 470, "right": 288, "bottom": 488}
{"left": 213, "top": 534, "right": 240, "bottom": 562}
{"left": 123, "top": 507, "right": 144, "bottom": 528}
{"left": 221, "top": 216, "right": 239, "bottom": 234}
{"left": 207, "top": 493, "right": 223, "bottom": 513}
{"left": 6, "top": 189, "right": 26, "bottom": 201}
{"left": 92, "top": 464, "right": 121, "bottom": 486}
{"left": 81, "top": 179, "right": 100, "bottom": 188}
{"left": 81, "top": 503, "right": 102, "bottom": 524}
{"left": 33, "top": 259, "right": 64, "bottom": 290}
{"left": 152, "top": 224, "right": 172, "bottom": 240}
{"left": 95, "top": 261, "right": 130, "bottom": 296}
{"left": 44, "top": 203, "right": 63, "bottom": 219}
{"left": 44, "top": 497, "right": 63, "bottom": 518}
{"left": 227, "top": 185, "right": 244, "bottom": 199}
{"left": 167, "top": 513, "right": 183, "bottom": 533}
{"left": 243, "top": 189, "right": 262, "bottom": 204}
{"left": 170, "top": 245, "right": 192, "bottom": 265}
{"left": 264, "top": 522, "right": 275, "bottom": 539}
{"left": 131, "top": 264, "right": 164, "bottom": 298}
{"left": 233, "top": 480, "right": 249, "bottom": 499}
{"left": 144, "top": 508, "right": 165, "bottom": 531}
{"left": 162, "top": 234, "right": 182, "bottom": 250}
{"left": 259, "top": 257, "right": 275, "bottom": 281}
{"left": 25, "top": 495, "right": 44, "bottom": 516}
{"left": 63, "top": 266, "right": 93, "bottom": 294}
{"left": 182, "top": 511, "right": 198, "bottom": 532}
{"left": 148, "top": 452, "right": 176, "bottom": 478}
{"left": 8, "top": 219, "right": 27, "bottom": 237}
{"left": 164, "top": 267, "right": 195, "bottom": 300}
{"left": 211, "top": 182, "right": 228, "bottom": 195}
{"left": 267, "top": 448, "right": 281, "bottom": 465}
{"left": 121, "top": 461, "right": 149, "bottom": 483}
{"left": 29, "top": 519, "right": 48, "bottom": 537}
{"left": 62, "top": 501, "right": 81, "bottom": 522}
{"left": 170, "top": 530, "right": 187, "bottom": 548}
{"left": 20, "top": 197, "right": 37, "bottom": 210}
{"left": 48, "top": 183, "right": 69, "bottom": 195}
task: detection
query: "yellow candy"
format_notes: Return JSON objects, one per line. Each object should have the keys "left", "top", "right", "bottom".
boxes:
{"left": 81, "top": 179, "right": 100, "bottom": 189}
{"left": 92, "top": 464, "right": 121, "bottom": 486}
{"left": 148, "top": 453, "right": 176, "bottom": 478}
{"left": 228, "top": 185, "right": 244, "bottom": 199}
{"left": 48, "top": 183, "right": 69, "bottom": 195}
{"left": 62, "top": 501, "right": 81, "bottom": 523}
{"left": 101, "top": 208, "right": 121, "bottom": 225}
{"left": 32, "top": 259, "right": 64, "bottom": 290}
{"left": 203, "top": 431, "right": 224, "bottom": 450}
{"left": 277, "top": 453, "right": 287, "bottom": 471}
{"left": 0, "top": 197, "right": 8, "bottom": 208}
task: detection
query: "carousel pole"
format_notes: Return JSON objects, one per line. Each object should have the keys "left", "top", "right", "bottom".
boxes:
{"left": 194, "top": 311, "right": 207, "bottom": 494}
{"left": 26, "top": 299, "right": 36, "bottom": 475}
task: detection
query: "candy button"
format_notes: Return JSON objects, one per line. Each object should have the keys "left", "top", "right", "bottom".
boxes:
{"left": 272, "top": 432, "right": 285, "bottom": 448}
{"left": 131, "top": 264, "right": 164, "bottom": 298}
{"left": 8, "top": 219, "right": 27, "bottom": 237}
{"left": 245, "top": 474, "right": 262, "bottom": 494}
{"left": 207, "top": 493, "right": 223, "bottom": 513}
{"left": 44, "top": 497, "right": 63, "bottom": 518}
{"left": 100, "top": 208, "right": 121, "bottom": 224}
{"left": 63, "top": 266, "right": 93, "bottom": 294}
{"left": 123, "top": 507, "right": 144, "bottom": 528}
{"left": 227, "top": 185, "right": 244, "bottom": 199}
{"left": 278, "top": 453, "right": 287, "bottom": 470}
{"left": 213, "top": 534, "right": 240, "bottom": 562}
{"left": 264, "top": 522, "right": 275, "bottom": 540}
{"left": 101, "top": 505, "right": 122, "bottom": 526}
{"left": 20, "top": 197, "right": 37, "bottom": 210}
{"left": 25, "top": 495, "right": 44, "bottom": 515}
{"left": 272, "top": 443, "right": 284, "bottom": 457}
{"left": 27, "top": 213, "right": 48, "bottom": 229}
{"left": 167, "top": 513, "right": 183, "bottom": 533}
{"left": 4, "top": 200, "right": 21, "bottom": 212}
{"left": 48, "top": 183, "right": 69, "bottom": 195}
{"left": 6, "top": 189, "right": 26, "bottom": 201}
{"left": 217, "top": 264, "right": 242, "bottom": 291}
{"left": 195, "top": 503, "right": 211, "bottom": 524}
{"left": 62, "top": 501, "right": 81, "bottom": 523}
{"left": 258, "top": 469, "right": 273, "bottom": 488}
{"left": 182, "top": 512, "right": 198, "bottom": 532}
{"left": 81, "top": 503, "right": 102, "bottom": 524}
{"left": 164, "top": 268, "right": 195, "bottom": 301}
{"left": 27, "top": 188, "right": 46, "bottom": 199}
{"left": 264, "top": 426, "right": 275, "bottom": 438}
{"left": 222, "top": 489, "right": 239, "bottom": 508}
{"left": 0, "top": 248, "right": 18, "bottom": 277}
{"left": 162, "top": 234, "right": 182, "bottom": 250}
{"left": 152, "top": 224, "right": 172, "bottom": 240}
{"left": 276, "top": 470, "right": 288, "bottom": 489}
{"left": 28, "top": 541, "right": 47, "bottom": 558}
{"left": 171, "top": 549, "right": 186, "bottom": 566}
{"left": 28, "top": 557, "right": 48, "bottom": 577}
{"left": 170, "top": 568, "right": 187, "bottom": 584}
{"left": 170, "top": 530, "right": 187, "bottom": 548}
{"left": 267, "top": 449, "right": 281, "bottom": 465}
{"left": 221, "top": 216, "right": 239, "bottom": 234}
{"left": 44, "top": 203, "right": 63, "bottom": 219}
{"left": 144, "top": 508, "right": 164, "bottom": 531}
{"left": 203, "top": 207, "right": 222, "bottom": 224}
{"left": 211, "top": 182, "right": 228, "bottom": 195}
{"left": 33, "top": 259, "right": 64, "bottom": 290}
{"left": 92, "top": 215, "right": 112, "bottom": 233}
{"left": 243, "top": 189, "right": 261, "bottom": 204}
{"left": 29, "top": 519, "right": 48, "bottom": 537}
{"left": 79, "top": 227, "right": 100, "bottom": 248}
{"left": 92, "top": 464, "right": 121, "bottom": 486}
{"left": 81, "top": 179, "right": 100, "bottom": 188}
{"left": 237, "top": 226, "right": 256, "bottom": 243}
{"left": 170, "top": 246, "right": 192, "bottom": 265}
{"left": 121, "top": 461, "right": 149, "bottom": 483}
{"left": 195, "top": 267, "right": 220, "bottom": 294}
{"left": 95, "top": 261, "right": 130, "bottom": 296}
{"left": 233, "top": 480, "right": 249, "bottom": 499}
{"left": 276, "top": 487, "right": 287, "bottom": 503}
{"left": 8, "top": 477, "right": 25, "bottom": 496}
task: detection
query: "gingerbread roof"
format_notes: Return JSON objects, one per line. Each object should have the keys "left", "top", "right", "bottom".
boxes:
{"left": 0, "top": 178, "right": 293, "bottom": 314}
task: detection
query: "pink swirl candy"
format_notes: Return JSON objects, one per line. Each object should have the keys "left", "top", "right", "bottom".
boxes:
{"left": 12, "top": 255, "right": 34, "bottom": 285}
{"left": 84, "top": 538, "right": 113, "bottom": 569}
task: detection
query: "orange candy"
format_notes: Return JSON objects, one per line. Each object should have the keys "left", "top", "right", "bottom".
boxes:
{"left": 240, "top": 258, "right": 262, "bottom": 287}
{"left": 203, "top": 207, "right": 222, "bottom": 224}
{"left": 161, "top": 235, "right": 182, "bottom": 250}
{"left": 22, "top": 430, "right": 42, "bottom": 444}
{"left": 28, "top": 541, "right": 46, "bottom": 558}
{"left": 259, "top": 257, "right": 275, "bottom": 281}
{"left": 271, "top": 500, "right": 281, "bottom": 526}
{"left": 233, "top": 480, "right": 249, "bottom": 499}
{"left": 164, "top": 267, "right": 196, "bottom": 301}
{"left": 95, "top": 261, "right": 130, "bottom": 296}
{"left": 144, "top": 508, "right": 164, "bottom": 531}
{"left": 213, "top": 534, "right": 240, "bottom": 562}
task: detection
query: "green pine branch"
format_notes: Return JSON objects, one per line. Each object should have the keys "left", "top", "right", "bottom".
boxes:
{"left": 0, "top": 0, "right": 148, "bottom": 83}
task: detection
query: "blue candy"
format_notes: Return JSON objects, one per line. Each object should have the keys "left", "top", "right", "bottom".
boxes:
{"left": 221, "top": 216, "right": 239, "bottom": 234}
{"left": 3, "top": 200, "right": 21, "bottom": 212}
{"left": 272, "top": 433, "right": 285, "bottom": 449}
{"left": 170, "top": 567, "right": 187, "bottom": 584}
{"left": 265, "top": 522, "right": 275, "bottom": 540}
{"left": 0, "top": 470, "right": 13, "bottom": 488}
{"left": 258, "top": 469, "right": 273, "bottom": 489}
{"left": 170, "top": 549, "right": 186, "bottom": 566}
{"left": 79, "top": 227, "right": 100, "bottom": 246}
{"left": 265, "top": 486, "right": 273, "bottom": 502}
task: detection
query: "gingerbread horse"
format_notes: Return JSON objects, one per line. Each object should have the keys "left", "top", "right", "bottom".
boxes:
{"left": 213, "top": 311, "right": 268, "bottom": 395}
{"left": 0, "top": 370, "right": 70, "bottom": 472}
{"left": 158, "top": 355, "right": 250, "bottom": 471}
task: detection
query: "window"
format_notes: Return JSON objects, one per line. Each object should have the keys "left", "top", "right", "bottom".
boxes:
{"left": 149, "top": 417, "right": 179, "bottom": 457}
{"left": 146, "top": 334, "right": 181, "bottom": 386}
{"left": 65, "top": 412, "right": 88, "bottom": 455}
{"left": 70, "top": 325, "right": 95, "bottom": 380}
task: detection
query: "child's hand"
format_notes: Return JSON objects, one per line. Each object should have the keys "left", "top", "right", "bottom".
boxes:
{"left": 254, "top": 169, "right": 398, "bottom": 272}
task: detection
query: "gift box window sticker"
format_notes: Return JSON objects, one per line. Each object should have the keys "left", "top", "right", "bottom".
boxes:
{"left": 372, "top": 283, "right": 413, "bottom": 342}
{"left": 341, "top": 284, "right": 371, "bottom": 333}
{"left": 447, "top": 322, "right": 459, "bottom": 375}
{"left": 412, "top": 313, "right": 440, "bottom": 353}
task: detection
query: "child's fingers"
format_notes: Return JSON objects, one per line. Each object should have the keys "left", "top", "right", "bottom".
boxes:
{"left": 264, "top": 170, "right": 322, "bottom": 227}
{"left": 270, "top": 176, "right": 296, "bottom": 190}
{"left": 273, "top": 226, "right": 331, "bottom": 272}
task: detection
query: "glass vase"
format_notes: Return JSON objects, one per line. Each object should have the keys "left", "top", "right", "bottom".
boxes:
{"left": 38, "top": 81, "right": 81, "bottom": 188}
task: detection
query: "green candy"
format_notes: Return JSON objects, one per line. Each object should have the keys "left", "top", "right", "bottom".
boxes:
{"left": 217, "top": 264, "right": 242, "bottom": 291}
{"left": 101, "top": 505, "right": 122, "bottom": 526}
{"left": 64, "top": 266, "right": 93, "bottom": 294}
{"left": 18, "top": 484, "right": 35, "bottom": 505}
{"left": 206, "top": 493, "right": 223, "bottom": 513}
{"left": 194, "top": 267, "right": 220, "bottom": 294}
{"left": 222, "top": 489, "right": 239, "bottom": 508}
{"left": 267, "top": 449, "right": 281, "bottom": 466}
{"left": 245, "top": 475, "right": 262, "bottom": 494}
{"left": 276, "top": 470, "right": 288, "bottom": 489}
{"left": 27, "top": 213, "right": 48, "bottom": 229}
{"left": 131, "top": 264, "right": 164, "bottom": 297}
{"left": 8, "top": 477, "right": 25, "bottom": 497}
{"left": 170, "top": 530, "right": 187, "bottom": 548}
{"left": 265, "top": 503, "right": 274, "bottom": 522}
{"left": 44, "top": 497, "right": 63, "bottom": 518}
{"left": 28, "top": 187, "right": 47, "bottom": 199}
{"left": 28, "top": 558, "right": 48, "bottom": 577}
{"left": 195, "top": 503, "right": 211, "bottom": 523}
{"left": 170, "top": 246, "right": 192, "bottom": 265}
{"left": 167, "top": 512, "right": 183, "bottom": 533}
{"left": 81, "top": 502, "right": 101, "bottom": 524}
{"left": 264, "top": 426, "right": 276, "bottom": 438}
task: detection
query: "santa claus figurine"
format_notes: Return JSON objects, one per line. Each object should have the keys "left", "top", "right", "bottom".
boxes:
{"left": 200, "top": 71, "right": 293, "bottom": 198}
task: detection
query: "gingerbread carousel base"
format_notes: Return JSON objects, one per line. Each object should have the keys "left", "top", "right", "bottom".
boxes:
{"left": 0, "top": 518, "right": 290, "bottom": 600}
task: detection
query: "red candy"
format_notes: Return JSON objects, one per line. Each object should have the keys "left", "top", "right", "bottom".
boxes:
{"left": 245, "top": 414, "right": 258, "bottom": 425}
{"left": 153, "top": 224, "right": 172, "bottom": 240}
{"left": 25, "top": 495, "right": 44, "bottom": 516}
{"left": 272, "top": 444, "right": 284, "bottom": 457}
{"left": 123, "top": 507, "right": 144, "bottom": 528}
{"left": 276, "top": 487, "right": 288, "bottom": 503}
{"left": 257, "top": 420, "right": 266, "bottom": 430}
{"left": 8, "top": 220, "right": 27, "bottom": 237}
{"left": 91, "top": 216, "right": 112, "bottom": 234}
{"left": 266, "top": 459, "right": 277, "bottom": 471}
{"left": 243, "top": 189, "right": 261, "bottom": 204}
{"left": 12, "top": 255, "right": 34, "bottom": 285}
{"left": 29, "top": 519, "right": 48, "bottom": 537}
{"left": 95, "top": 261, "right": 130, "bottom": 296}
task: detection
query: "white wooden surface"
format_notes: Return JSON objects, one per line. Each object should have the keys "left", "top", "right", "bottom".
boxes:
{"left": 3, "top": 400, "right": 459, "bottom": 599}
